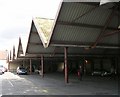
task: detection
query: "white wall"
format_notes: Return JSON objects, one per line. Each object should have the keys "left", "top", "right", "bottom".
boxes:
{"left": 0, "top": 60, "right": 8, "bottom": 68}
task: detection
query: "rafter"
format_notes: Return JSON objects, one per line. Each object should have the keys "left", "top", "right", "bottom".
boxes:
{"left": 28, "top": 42, "right": 43, "bottom": 45}
{"left": 91, "top": 7, "right": 116, "bottom": 48}
{"left": 80, "top": 2, "right": 100, "bottom": 6}
{"left": 103, "top": 30, "right": 120, "bottom": 37}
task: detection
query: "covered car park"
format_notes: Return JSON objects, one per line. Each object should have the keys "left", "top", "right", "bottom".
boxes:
{"left": 8, "top": 1, "right": 120, "bottom": 84}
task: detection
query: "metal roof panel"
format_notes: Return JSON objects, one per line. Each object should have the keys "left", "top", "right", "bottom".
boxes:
{"left": 48, "top": 2, "right": 119, "bottom": 51}
{"left": 52, "top": 25, "right": 101, "bottom": 43}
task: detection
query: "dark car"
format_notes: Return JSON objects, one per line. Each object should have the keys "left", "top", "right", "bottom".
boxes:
{"left": 17, "top": 67, "right": 27, "bottom": 75}
{"left": 101, "top": 70, "right": 111, "bottom": 76}
{"left": 92, "top": 69, "right": 111, "bottom": 76}
{"left": 91, "top": 69, "right": 102, "bottom": 76}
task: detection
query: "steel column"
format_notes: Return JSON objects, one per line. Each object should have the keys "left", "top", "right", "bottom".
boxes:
{"left": 64, "top": 47, "right": 68, "bottom": 83}
{"left": 103, "top": 30, "right": 120, "bottom": 37}
{"left": 41, "top": 55, "right": 44, "bottom": 78}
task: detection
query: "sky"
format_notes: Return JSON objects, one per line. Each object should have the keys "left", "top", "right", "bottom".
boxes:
{"left": 0, "top": 0, "right": 61, "bottom": 54}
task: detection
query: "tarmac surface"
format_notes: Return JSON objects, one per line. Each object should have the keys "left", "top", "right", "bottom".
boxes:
{"left": 1, "top": 72, "right": 119, "bottom": 96}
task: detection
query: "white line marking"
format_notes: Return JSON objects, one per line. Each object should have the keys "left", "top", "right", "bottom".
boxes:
{"left": 8, "top": 80, "right": 14, "bottom": 87}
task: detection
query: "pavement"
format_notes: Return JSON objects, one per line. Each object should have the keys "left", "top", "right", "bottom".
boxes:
{"left": 1, "top": 72, "right": 119, "bottom": 96}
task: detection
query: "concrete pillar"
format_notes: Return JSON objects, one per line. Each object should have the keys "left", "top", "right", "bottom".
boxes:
{"left": 64, "top": 47, "right": 68, "bottom": 83}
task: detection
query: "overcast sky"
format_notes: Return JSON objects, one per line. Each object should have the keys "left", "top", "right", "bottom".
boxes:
{"left": 0, "top": 0, "right": 61, "bottom": 53}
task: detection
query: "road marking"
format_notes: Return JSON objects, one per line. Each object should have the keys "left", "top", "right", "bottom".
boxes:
{"left": 8, "top": 80, "right": 14, "bottom": 87}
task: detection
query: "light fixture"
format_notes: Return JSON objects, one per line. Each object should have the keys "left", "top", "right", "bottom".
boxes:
{"left": 100, "top": 0, "right": 112, "bottom": 5}
{"left": 85, "top": 60, "right": 88, "bottom": 64}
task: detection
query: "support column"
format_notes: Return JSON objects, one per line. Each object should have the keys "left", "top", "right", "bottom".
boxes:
{"left": 41, "top": 55, "right": 44, "bottom": 78}
{"left": 64, "top": 47, "right": 68, "bottom": 83}
{"left": 83, "top": 57, "right": 86, "bottom": 75}
{"left": 30, "top": 59, "right": 32, "bottom": 74}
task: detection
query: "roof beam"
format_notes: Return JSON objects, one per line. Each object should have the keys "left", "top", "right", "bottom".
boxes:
{"left": 50, "top": 43, "right": 120, "bottom": 49}
{"left": 80, "top": 2, "right": 100, "bottom": 6}
{"left": 28, "top": 42, "right": 43, "bottom": 45}
{"left": 91, "top": 7, "right": 116, "bottom": 48}
{"left": 23, "top": 53, "right": 119, "bottom": 58}
{"left": 57, "top": 21, "right": 117, "bottom": 30}
{"left": 103, "top": 29, "right": 120, "bottom": 37}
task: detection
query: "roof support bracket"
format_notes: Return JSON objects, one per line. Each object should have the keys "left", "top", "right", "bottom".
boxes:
{"left": 91, "top": 7, "right": 116, "bottom": 48}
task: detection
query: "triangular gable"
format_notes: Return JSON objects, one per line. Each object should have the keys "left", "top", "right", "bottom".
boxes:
{"left": 33, "top": 17, "right": 54, "bottom": 48}
{"left": 25, "top": 18, "right": 55, "bottom": 57}
{"left": 12, "top": 45, "right": 16, "bottom": 60}
{"left": 17, "top": 37, "right": 24, "bottom": 58}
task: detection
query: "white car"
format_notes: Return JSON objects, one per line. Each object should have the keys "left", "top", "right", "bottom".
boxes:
{"left": 0, "top": 65, "right": 6, "bottom": 74}
{"left": 17, "top": 67, "right": 27, "bottom": 75}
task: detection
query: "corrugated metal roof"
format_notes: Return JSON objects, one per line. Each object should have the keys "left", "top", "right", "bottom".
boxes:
{"left": 48, "top": 2, "right": 119, "bottom": 49}
{"left": 46, "top": 1, "right": 120, "bottom": 57}
{"left": 58, "top": 2, "right": 112, "bottom": 27}
{"left": 52, "top": 25, "right": 101, "bottom": 43}
{"left": 101, "top": 33, "right": 118, "bottom": 45}
{"left": 76, "top": 7, "right": 111, "bottom": 27}
{"left": 17, "top": 38, "right": 24, "bottom": 58}
{"left": 29, "top": 31, "right": 41, "bottom": 43}
{"left": 58, "top": 3, "right": 95, "bottom": 22}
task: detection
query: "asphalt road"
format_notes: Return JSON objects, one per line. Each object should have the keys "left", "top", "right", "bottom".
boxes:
{"left": 0, "top": 72, "right": 119, "bottom": 96}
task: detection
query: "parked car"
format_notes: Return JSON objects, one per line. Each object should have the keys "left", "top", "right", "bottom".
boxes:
{"left": 92, "top": 69, "right": 111, "bottom": 76}
{"left": 0, "top": 65, "right": 6, "bottom": 74}
{"left": 17, "top": 67, "right": 27, "bottom": 75}
{"left": 0, "top": 69, "right": 3, "bottom": 75}
{"left": 91, "top": 69, "right": 102, "bottom": 76}
{"left": 101, "top": 70, "right": 111, "bottom": 76}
